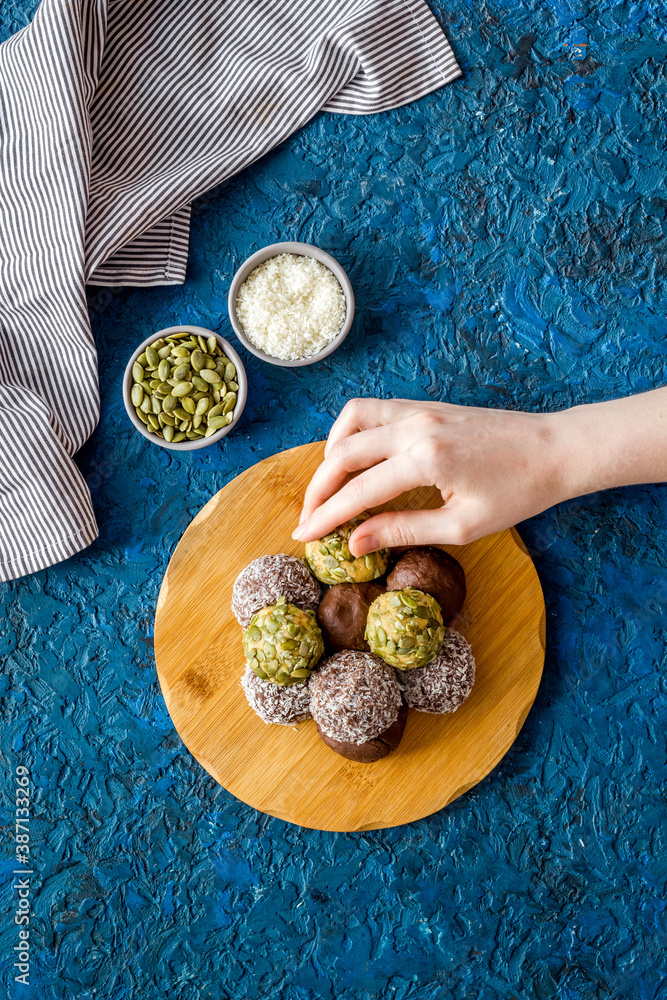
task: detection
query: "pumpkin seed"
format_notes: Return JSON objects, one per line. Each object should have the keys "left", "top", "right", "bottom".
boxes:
{"left": 145, "top": 347, "right": 159, "bottom": 368}
{"left": 195, "top": 397, "right": 210, "bottom": 416}
{"left": 224, "top": 362, "right": 236, "bottom": 381}
{"left": 291, "top": 669, "right": 310, "bottom": 678}
{"left": 204, "top": 357, "right": 217, "bottom": 370}
{"left": 158, "top": 359, "right": 170, "bottom": 381}
{"left": 227, "top": 380, "right": 239, "bottom": 391}
{"left": 157, "top": 345, "right": 172, "bottom": 359}
{"left": 172, "top": 431, "right": 186, "bottom": 442}
{"left": 222, "top": 396, "right": 236, "bottom": 415}
{"left": 376, "top": 626, "right": 387, "bottom": 646}
{"left": 181, "top": 396, "right": 196, "bottom": 414}
{"left": 137, "top": 352, "right": 148, "bottom": 367}
{"left": 171, "top": 381, "right": 193, "bottom": 397}
{"left": 135, "top": 406, "right": 149, "bottom": 425}
{"left": 172, "top": 346, "right": 190, "bottom": 358}
{"left": 163, "top": 424, "right": 174, "bottom": 442}
{"left": 147, "top": 413, "right": 160, "bottom": 430}
{"left": 207, "top": 335, "right": 217, "bottom": 353}
{"left": 140, "top": 395, "right": 152, "bottom": 414}
{"left": 207, "top": 414, "right": 227, "bottom": 430}
{"left": 151, "top": 396, "right": 161, "bottom": 414}
{"left": 131, "top": 384, "right": 143, "bottom": 407}
{"left": 161, "top": 412, "right": 176, "bottom": 426}
{"left": 191, "top": 349, "right": 204, "bottom": 371}
{"left": 192, "top": 375, "right": 209, "bottom": 392}
{"left": 200, "top": 369, "right": 221, "bottom": 384}
{"left": 132, "top": 362, "right": 145, "bottom": 383}
{"left": 193, "top": 414, "right": 203, "bottom": 429}
{"left": 172, "top": 363, "right": 190, "bottom": 382}
{"left": 163, "top": 394, "right": 177, "bottom": 412}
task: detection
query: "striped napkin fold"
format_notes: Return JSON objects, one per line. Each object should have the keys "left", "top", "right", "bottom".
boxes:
{"left": 0, "top": 0, "right": 460, "bottom": 583}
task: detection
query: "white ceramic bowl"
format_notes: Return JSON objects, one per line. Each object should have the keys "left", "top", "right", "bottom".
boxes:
{"left": 227, "top": 241, "right": 355, "bottom": 367}
{"left": 122, "top": 325, "right": 247, "bottom": 451}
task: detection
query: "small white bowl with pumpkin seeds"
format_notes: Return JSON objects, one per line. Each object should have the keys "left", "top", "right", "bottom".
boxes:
{"left": 122, "top": 325, "right": 247, "bottom": 450}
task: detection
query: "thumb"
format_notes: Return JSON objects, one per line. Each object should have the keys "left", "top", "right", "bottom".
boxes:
{"left": 349, "top": 508, "right": 458, "bottom": 556}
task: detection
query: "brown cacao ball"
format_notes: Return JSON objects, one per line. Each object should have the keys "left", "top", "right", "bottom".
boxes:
{"left": 316, "top": 581, "right": 385, "bottom": 652}
{"left": 386, "top": 547, "right": 465, "bottom": 623}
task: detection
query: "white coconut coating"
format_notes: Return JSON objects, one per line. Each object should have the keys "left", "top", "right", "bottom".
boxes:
{"left": 232, "top": 554, "right": 321, "bottom": 627}
{"left": 397, "top": 628, "right": 475, "bottom": 714}
{"left": 309, "top": 650, "right": 402, "bottom": 745}
{"left": 241, "top": 666, "right": 311, "bottom": 725}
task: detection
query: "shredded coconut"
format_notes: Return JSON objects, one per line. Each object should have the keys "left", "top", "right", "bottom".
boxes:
{"left": 241, "top": 667, "right": 311, "bottom": 726}
{"left": 397, "top": 628, "right": 476, "bottom": 714}
{"left": 236, "top": 253, "right": 346, "bottom": 360}
{"left": 231, "top": 553, "right": 321, "bottom": 627}
{"left": 309, "top": 651, "right": 401, "bottom": 745}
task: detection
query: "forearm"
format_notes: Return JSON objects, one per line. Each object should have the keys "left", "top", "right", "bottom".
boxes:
{"left": 554, "top": 388, "right": 667, "bottom": 501}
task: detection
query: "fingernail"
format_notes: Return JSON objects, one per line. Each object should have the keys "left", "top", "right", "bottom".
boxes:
{"left": 298, "top": 510, "right": 308, "bottom": 526}
{"left": 292, "top": 518, "right": 309, "bottom": 541}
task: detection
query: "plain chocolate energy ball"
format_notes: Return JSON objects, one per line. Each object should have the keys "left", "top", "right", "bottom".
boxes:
{"left": 317, "top": 581, "right": 385, "bottom": 652}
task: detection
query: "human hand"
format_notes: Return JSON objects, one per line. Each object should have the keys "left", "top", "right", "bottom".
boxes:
{"left": 292, "top": 397, "right": 573, "bottom": 555}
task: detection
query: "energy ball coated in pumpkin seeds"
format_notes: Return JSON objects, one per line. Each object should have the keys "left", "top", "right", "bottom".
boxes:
{"left": 304, "top": 511, "right": 389, "bottom": 585}
{"left": 243, "top": 597, "right": 325, "bottom": 686}
{"left": 365, "top": 588, "right": 446, "bottom": 670}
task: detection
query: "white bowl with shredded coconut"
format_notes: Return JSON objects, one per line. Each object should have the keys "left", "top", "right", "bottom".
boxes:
{"left": 228, "top": 242, "right": 354, "bottom": 366}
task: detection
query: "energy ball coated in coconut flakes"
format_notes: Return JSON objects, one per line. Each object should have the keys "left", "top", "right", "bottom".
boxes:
{"left": 235, "top": 253, "right": 346, "bottom": 360}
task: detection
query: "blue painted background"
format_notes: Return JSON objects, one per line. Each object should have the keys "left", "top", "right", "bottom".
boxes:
{"left": 1, "top": 1, "right": 666, "bottom": 997}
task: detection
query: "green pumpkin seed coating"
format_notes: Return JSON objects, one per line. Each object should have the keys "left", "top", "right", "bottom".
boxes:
{"left": 304, "top": 511, "right": 389, "bottom": 584}
{"left": 365, "top": 588, "right": 445, "bottom": 670}
{"left": 243, "top": 597, "right": 324, "bottom": 686}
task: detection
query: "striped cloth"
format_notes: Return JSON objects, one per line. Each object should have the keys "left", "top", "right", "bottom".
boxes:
{"left": 0, "top": 0, "right": 460, "bottom": 583}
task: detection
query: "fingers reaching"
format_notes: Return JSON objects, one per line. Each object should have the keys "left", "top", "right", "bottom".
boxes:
{"left": 348, "top": 508, "right": 454, "bottom": 556}
{"left": 299, "top": 423, "right": 408, "bottom": 524}
{"left": 293, "top": 456, "right": 425, "bottom": 542}
{"left": 324, "top": 397, "right": 427, "bottom": 457}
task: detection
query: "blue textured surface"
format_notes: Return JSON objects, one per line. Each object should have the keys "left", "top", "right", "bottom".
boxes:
{"left": 1, "top": 2, "right": 667, "bottom": 998}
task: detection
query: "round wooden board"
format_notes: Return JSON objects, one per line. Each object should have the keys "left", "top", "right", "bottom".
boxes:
{"left": 154, "top": 442, "right": 546, "bottom": 832}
